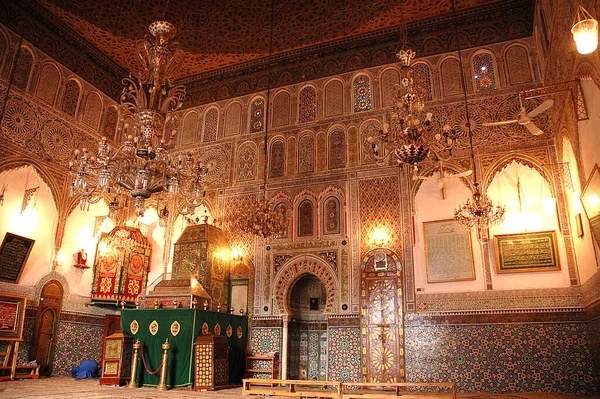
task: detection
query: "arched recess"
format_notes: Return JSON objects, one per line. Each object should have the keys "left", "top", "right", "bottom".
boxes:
{"left": 412, "top": 61, "right": 433, "bottom": 101}
{"left": 378, "top": 67, "right": 400, "bottom": 107}
{"left": 60, "top": 78, "right": 82, "bottom": 117}
{"left": 224, "top": 101, "right": 243, "bottom": 137}
{"left": 328, "top": 127, "right": 346, "bottom": 169}
{"left": 410, "top": 161, "right": 474, "bottom": 201}
{"left": 269, "top": 137, "right": 286, "bottom": 178}
{"left": 504, "top": 43, "right": 533, "bottom": 86}
{"left": 13, "top": 45, "right": 35, "bottom": 91}
{"left": 202, "top": 107, "right": 219, "bottom": 142}
{"left": 101, "top": 105, "right": 119, "bottom": 141}
{"left": 272, "top": 90, "right": 291, "bottom": 128}
{"left": 324, "top": 79, "right": 344, "bottom": 117}
{"left": 0, "top": 28, "right": 8, "bottom": 76}
{"left": 31, "top": 278, "right": 64, "bottom": 376}
{"left": 359, "top": 120, "right": 382, "bottom": 165}
{"left": 319, "top": 185, "right": 345, "bottom": 236}
{"left": 272, "top": 254, "right": 338, "bottom": 315}
{"left": 439, "top": 56, "right": 462, "bottom": 97}
{"left": 248, "top": 96, "right": 266, "bottom": 134}
{"left": 35, "top": 62, "right": 61, "bottom": 105}
{"left": 272, "top": 190, "right": 293, "bottom": 239}
{"left": 181, "top": 109, "right": 200, "bottom": 145}
{"left": 481, "top": 153, "right": 555, "bottom": 196}
{"left": 298, "top": 131, "right": 315, "bottom": 174}
{"left": 298, "top": 85, "right": 317, "bottom": 123}
{"left": 236, "top": 141, "right": 258, "bottom": 182}
{"left": 294, "top": 188, "right": 318, "bottom": 238}
{"left": 81, "top": 91, "right": 103, "bottom": 130}
{"left": 352, "top": 73, "right": 373, "bottom": 113}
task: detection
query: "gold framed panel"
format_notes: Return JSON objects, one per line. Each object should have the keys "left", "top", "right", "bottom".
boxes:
{"left": 494, "top": 231, "right": 560, "bottom": 273}
{"left": 0, "top": 293, "right": 27, "bottom": 340}
{"left": 423, "top": 219, "right": 475, "bottom": 283}
{"left": 581, "top": 164, "right": 600, "bottom": 246}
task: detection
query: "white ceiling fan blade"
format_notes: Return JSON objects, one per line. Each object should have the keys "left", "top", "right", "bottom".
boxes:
{"left": 450, "top": 170, "right": 473, "bottom": 178}
{"left": 527, "top": 99, "right": 554, "bottom": 118}
{"left": 524, "top": 121, "right": 543, "bottom": 136}
{"left": 483, "top": 119, "right": 518, "bottom": 127}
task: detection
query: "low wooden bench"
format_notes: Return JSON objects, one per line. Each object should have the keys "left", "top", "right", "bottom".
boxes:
{"left": 0, "top": 341, "right": 40, "bottom": 381}
{"left": 340, "top": 382, "right": 456, "bottom": 399}
{"left": 243, "top": 378, "right": 342, "bottom": 398}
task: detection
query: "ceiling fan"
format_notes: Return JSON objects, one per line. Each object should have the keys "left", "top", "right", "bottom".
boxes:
{"left": 414, "top": 162, "right": 472, "bottom": 199}
{"left": 482, "top": 95, "right": 554, "bottom": 136}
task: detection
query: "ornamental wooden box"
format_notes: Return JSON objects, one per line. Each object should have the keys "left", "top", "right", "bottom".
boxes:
{"left": 193, "top": 334, "right": 229, "bottom": 390}
{"left": 99, "top": 330, "right": 133, "bottom": 386}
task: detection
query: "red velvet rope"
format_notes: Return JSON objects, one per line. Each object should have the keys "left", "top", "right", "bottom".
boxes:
{"left": 139, "top": 343, "right": 162, "bottom": 375}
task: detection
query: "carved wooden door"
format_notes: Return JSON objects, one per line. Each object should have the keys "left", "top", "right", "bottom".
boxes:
{"left": 361, "top": 250, "right": 405, "bottom": 382}
{"left": 32, "top": 280, "right": 63, "bottom": 376}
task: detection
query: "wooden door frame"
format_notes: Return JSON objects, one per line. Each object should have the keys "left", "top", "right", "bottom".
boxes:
{"left": 31, "top": 279, "right": 63, "bottom": 376}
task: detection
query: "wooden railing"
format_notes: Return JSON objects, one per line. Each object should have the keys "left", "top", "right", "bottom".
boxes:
{"left": 242, "top": 379, "right": 456, "bottom": 399}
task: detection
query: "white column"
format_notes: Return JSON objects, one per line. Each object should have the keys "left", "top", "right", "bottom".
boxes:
{"left": 281, "top": 314, "right": 290, "bottom": 379}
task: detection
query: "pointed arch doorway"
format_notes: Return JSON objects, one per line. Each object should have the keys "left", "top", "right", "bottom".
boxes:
{"left": 31, "top": 280, "right": 63, "bottom": 376}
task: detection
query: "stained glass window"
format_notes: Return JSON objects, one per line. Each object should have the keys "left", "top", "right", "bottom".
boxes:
{"left": 13, "top": 47, "right": 33, "bottom": 90}
{"left": 473, "top": 52, "right": 497, "bottom": 92}
{"left": 298, "top": 134, "right": 315, "bottom": 174}
{"left": 298, "top": 199, "right": 314, "bottom": 237}
{"left": 61, "top": 79, "right": 81, "bottom": 117}
{"left": 269, "top": 140, "right": 285, "bottom": 178}
{"left": 299, "top": 86, "right": 317, "bottom": 123}
{"left": 328, "top": 129, "right": 346, "bottom": 170}
{"left": 323, "top": 197, "right": 340, "bottom": 235}
{"left": 412, "top": 63, "right": 433, "bottom": 101}
{"left": 353, "top": 75, "right": 372, "bottom": 112}
{"left": 249, "top": 98, "right": 265, "bottom": 133}
{"left": 203, "top": 108, "right": 218, "bottom": 142}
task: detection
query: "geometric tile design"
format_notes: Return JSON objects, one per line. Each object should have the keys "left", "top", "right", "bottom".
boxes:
{"left": 52, "top": 322, "right": 103, "bottom": 376}
{"left": 405, "top": 323, "right": 597, "bottom": 395}
{"left": 250, "top": 328, "right": 281, "bottom": 355}
{"left": 328, "top": 327, "right": 361, "bottom": 382}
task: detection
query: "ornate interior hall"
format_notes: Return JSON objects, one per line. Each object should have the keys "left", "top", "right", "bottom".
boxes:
{"left": 0, "top": 0, "right": 599, "bottom": 396}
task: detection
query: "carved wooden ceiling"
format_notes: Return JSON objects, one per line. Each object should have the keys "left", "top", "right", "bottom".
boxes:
{"left": 32, "top": 0, "right": 503, "bottom": 80}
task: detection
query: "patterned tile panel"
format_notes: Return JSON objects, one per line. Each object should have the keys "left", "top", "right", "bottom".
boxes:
{"left": 405, "top": 323, "right": 596, "bottom": 395}
{"left": 328, "top": 327, "right": 361, "bottom": 382}
{"left": 52, "top": 321, "right": 103, "bottom": 376}
{"left": 250, "top": 327, "right": 281, "bottom": 356}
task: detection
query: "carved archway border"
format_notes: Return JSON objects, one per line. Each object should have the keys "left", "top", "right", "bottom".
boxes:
{"left": 272, "top": 254, "right": 337, "bottom": 315}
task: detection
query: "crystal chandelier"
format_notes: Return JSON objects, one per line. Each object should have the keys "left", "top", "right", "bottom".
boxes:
{"left": 451, "top": 0, "right": 505, "bottom": 234}
{"left": 69, "top": 21, "right": 205, "bottom": 217}
{"left": 369, "top": 48, "right": 456, "bottom": 171}
{"left": 235, "top": 0, "right": 287, "bottom": 239}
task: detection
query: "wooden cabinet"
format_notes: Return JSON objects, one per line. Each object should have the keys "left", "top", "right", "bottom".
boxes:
{"left": 194, "top": 334, "right": 229, "bottom": 390}
{"left": 100, "top": 315, "right": 120, "bottom": 368}
{"left": 245, "top": 353, "right": 279, "bottom": 380}
{"left": 99, "top": 330, "right": 133, "bottom": 386}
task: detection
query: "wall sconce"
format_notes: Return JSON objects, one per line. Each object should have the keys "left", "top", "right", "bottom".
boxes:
{"left": 572, "top": 5, "right": 598, "bottom": 54}
{"left": 231, "top": 248, "right": 243, "bottom": 262}
{"left": 371, "top": 227, "right": 390, "bottom": 247}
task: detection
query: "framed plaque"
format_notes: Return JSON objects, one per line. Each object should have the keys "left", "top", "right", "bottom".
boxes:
{"left": 494, "top": 231, "right": 560, "bottom": 273}
{"left": 581, "top": 164, "right": 600, "bottom": 246}
{"left": 0, "top": 233, "right": 35, "bottom": 283}
{"left": 0, "top": 293, "right": 27, "bottom": 340}
{"left": 423, "top": 219, "right": 475, "bottom": 283}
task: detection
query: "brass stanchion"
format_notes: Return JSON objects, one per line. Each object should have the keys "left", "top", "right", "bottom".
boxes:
{"left": 156, "top": 339, "right": 170, "bottom": 391}
{"left": 128, "top": 340, "right": 141, "bottom": 389}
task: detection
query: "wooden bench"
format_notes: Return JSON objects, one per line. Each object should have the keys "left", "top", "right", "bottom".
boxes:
{"left": 243, "top": 378, "right": 342, "bottom": 398}
{"left": 0, "top": 341, "right": 40, "bottom": 381}
{"left": 340, "top": 382, "right": 456, "bottom": 399}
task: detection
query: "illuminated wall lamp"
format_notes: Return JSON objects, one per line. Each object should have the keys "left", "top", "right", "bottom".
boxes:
{"left": 371, "top": 227, "right": 390, "bottom": 247}
{"left": 541, "top": 197, "right": 557, "bottom": 216}
{"left": 572, "top": 6, "right": 598, "bottom": 54}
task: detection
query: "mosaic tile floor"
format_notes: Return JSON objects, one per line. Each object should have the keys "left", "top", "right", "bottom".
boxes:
{"left": 0, "top": 378, "right": 596, "bottom": 399}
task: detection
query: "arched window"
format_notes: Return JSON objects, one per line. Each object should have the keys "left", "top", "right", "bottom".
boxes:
{"left": 324, "top": 80, "right": 343, "bottom": 117}
{"left": 298, "top": 134, "right": 315, "bottom": 174}
{"left": 440, "top": 58, "right": 462, "bottom": 97}
{"left": 35, "top": 63, "right": 61, "bottom": 105}
{"left": 249, "top": 98, "right": 265, "bottom": 133}
{"left": 412, "top": 63, "right": 433, "bottom": 101}
{"left": 328, "top": 129, "right": 346, "bottom": 169}
{"left": 269, "top": 140, "right": 285, "bottom": 178}
{"left": 353, "top": 75, "right": 372, "bottom": 112}
{"left": 272, "top": 91, "right": 290, "bottom": 127}
{"left": 13, "top": 47, "right": 34, "bottom": 90}
{"left": 61, "top": 79, "right": 81, "bottom": 117}
{"left": 323, "top": 197, "right": 341, "bottom": 235}
{"left": 81, "top": 92, "right": 103, "bottom": 130}
{"left": 224, "top": 102, "right": 242, "bottom": 137}
{"left": 203, "top": 108, "right": 218, "bottom": 142}
{"left": 181, "top": 111, "right": 199, "bottom": 145}
{"left": 298, "top": 200, "right": 314, "bottom": 237}
{"left": 505, "top": 45, "right": 533, "bottom": 85}
{"left": 298, "top": 86, "right": 317, "bottom": 123}
{"left": 473, "top": 52, "right": 497, "bottom": 92}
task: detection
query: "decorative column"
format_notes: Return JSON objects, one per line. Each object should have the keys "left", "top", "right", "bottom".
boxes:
{"left": 281, "top": 314, "right": 290, "bottom": 380}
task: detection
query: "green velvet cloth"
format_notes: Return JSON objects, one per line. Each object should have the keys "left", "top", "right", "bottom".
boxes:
{"left": 120, "top": 308, "right": 248, "bottom": 387}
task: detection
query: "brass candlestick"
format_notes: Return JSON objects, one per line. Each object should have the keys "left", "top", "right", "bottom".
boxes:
{"left": 157, "top": 339, "right": 171, "bottom": 391}
{"left": 127, "top": 340, "right": 141, "bottom": 389}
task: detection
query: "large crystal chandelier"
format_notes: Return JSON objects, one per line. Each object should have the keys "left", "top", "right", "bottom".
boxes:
{"left": 235, "top": 0, "right": 287, "bottom": 239}
{"left": 69, "top": 21, "right": 205, "bottom": 217}
{"left": 451, "top": 0, "right": 505, "bottom": 234}
{"left": 369, "top": 50, "right": 455, "bottom": 171}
